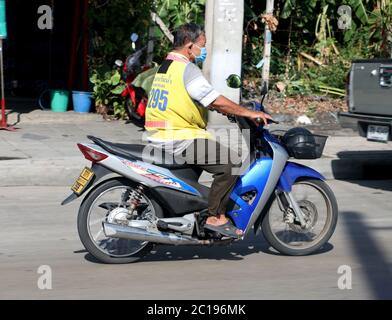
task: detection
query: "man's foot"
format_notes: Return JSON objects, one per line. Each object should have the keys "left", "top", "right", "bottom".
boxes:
{"left": 205, "top": 214, "right": 243, "bottom": 237}
{"left": 206, "top": 216, "right": 219, "bottom": 225}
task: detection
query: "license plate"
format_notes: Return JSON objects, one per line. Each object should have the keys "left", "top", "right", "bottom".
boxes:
{"left": 71, "top": 167, "right": 95, "bottom": 195}
{"left": 367, "top": 125, "right": 389, "bottom": 142}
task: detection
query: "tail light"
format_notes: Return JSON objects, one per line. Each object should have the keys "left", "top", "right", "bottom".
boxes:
{"left": 77, "top": 144, "right": 108, "bottom": 162}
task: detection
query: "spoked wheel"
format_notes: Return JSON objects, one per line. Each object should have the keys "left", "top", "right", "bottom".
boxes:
{"left": 262, "top": 178, "right": 338, "bottom": 256}
{"left": 77, "top": 179, "right": 162, "bottom": 264}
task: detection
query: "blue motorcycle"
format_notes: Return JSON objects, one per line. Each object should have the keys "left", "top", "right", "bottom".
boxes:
{"left": 62, "top": 75, "right": 338, "bottom": 264}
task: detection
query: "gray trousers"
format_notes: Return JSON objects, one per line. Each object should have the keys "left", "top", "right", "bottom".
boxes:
{"left": 181, "top": 139, "right": 239, "bottom": 216}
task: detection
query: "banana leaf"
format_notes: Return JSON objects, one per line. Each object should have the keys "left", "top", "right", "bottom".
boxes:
{"left": 132, "top": 66, "right": 160, "bottom": 95}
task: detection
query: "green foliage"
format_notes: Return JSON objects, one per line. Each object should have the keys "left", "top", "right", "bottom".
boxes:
{"left": 275, "top": 45, "right": 352, "bottom": 98}
{"left": 88, "top": 0, "right": 208, "bottom": 119}
{"left": 285, "top": 79, "right": 315, "bottom": 96}
{"left": 244, "top": 0, "right": 392, "bottom": 98}
{"left": 132, "top": 66, "right": 160, "bottom": 96}
{"left": 281, "top": 0, "right": 318, "bottom": 20}
{"left": 155, "top": 0, "right": 206, "bottom": 27}
{"left": 88, "top": 0, "right": 207, "bottom": 67}
{"left": 90, "top": 69, "right": 127, "bottom": 119}
{"left": 346, "top": 0, "right": 369, "bottom": 24}
{"left": 341, "top": 0, "right": 369, "bottom": 43}
{"left": 152, "top": 0, "right": 206, "bottom": 61}
{"left": 367, "top": 0, "right": 392, "bottom": 56}
{"left": 86, "top": 0, "right": 392, "bottom": 103}
{"left": 88, "top": 0, "right": 153, "bottom": 69}
{"left": 280, "top": 0, "right": 330, "bottom": 30}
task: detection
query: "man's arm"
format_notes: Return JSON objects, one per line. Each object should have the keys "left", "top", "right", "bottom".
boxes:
{"left": 210, "top": 95, "right": 272, "bottom": 126}
{"left": 183, "top": 63, "right": 272, "bottom": 125}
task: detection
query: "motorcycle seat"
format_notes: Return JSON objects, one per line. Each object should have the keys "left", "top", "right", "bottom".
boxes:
{"left": 87, "top": 136, "right": 191, "bottom": 169}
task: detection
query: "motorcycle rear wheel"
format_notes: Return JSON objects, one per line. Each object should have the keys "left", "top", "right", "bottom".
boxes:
{"left": 77, "top": 178, "right": 162, "bottom": 264}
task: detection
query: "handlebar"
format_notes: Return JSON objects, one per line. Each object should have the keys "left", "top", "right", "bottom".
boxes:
{"left": 227, "top": 115, "right": 279, "bottom": 126}
{"left": 255, "top": 117, "right": 280, "bottom": 125}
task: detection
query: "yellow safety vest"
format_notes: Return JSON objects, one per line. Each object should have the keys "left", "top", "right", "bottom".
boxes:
{"left": 145, "top": 59, "right": 211, "bottom": 141}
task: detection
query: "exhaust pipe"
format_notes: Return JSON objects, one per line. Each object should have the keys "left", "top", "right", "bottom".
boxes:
{"left": 103, "top": 222, "right": 203, "bottom": 246}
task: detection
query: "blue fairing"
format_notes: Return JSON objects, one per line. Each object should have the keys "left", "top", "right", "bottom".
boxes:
{"left": 226, "top": 157, "right": 273, "bottom": 231}
{"left": 278, "top": 162, "right": 325, "bottom": 192}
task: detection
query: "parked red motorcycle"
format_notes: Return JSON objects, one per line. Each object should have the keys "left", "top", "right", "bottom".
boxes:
{"left": 115, "top": 33, "right": 153, "bottom": 128}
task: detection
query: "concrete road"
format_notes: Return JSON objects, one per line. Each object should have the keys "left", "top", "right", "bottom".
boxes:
{"left": 0, "top": 179, "right": 391, "bottom": 300}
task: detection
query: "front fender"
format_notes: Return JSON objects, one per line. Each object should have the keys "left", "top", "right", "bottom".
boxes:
{"left": 277, "top": 161, "right": 325, "bottom": 193}
{"left": 253, "top": 162, "right": 324, "bottom": 234}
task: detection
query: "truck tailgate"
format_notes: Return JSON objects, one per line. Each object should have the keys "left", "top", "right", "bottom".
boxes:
{"left": 349, "top": 59, "right": 392, "bottom": 116}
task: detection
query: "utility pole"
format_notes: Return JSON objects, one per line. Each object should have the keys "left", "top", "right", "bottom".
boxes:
{"left": 204, "top": 0, "right": 244, "bottom": 125}
{"left": 262, "top": 0, "right": 275, "bottom": 93}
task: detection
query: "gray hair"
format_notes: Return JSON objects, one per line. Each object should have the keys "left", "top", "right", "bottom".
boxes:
{"left": 173, "top": 23, "right": 205, "bottom": 49}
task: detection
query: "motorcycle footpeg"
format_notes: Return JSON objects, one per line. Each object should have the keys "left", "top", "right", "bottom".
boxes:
{"left": 157, "top": 220, "right": 169, "bottom": 230}
{"left": 156, "top": 220, "right": 184, "bottom": 231}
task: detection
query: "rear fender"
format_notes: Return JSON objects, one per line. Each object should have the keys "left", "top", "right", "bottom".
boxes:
{"left": 61, "top": 164, "right": 120, "bottom": 205}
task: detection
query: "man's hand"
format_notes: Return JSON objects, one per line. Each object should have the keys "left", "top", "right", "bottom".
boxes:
{"left": 211, "top": 96, "right": 275, "bottom": 126}
{"left": 248, "top": 111, "right": 273, "bottom": 126}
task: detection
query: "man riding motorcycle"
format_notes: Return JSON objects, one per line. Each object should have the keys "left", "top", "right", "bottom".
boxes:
{"left": 145, "top": 23, "right": 272, "bottom": 238}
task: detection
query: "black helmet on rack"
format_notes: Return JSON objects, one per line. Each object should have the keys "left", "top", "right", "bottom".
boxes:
{"left": 282, "top": 127, "right": 318, "bottom": 159}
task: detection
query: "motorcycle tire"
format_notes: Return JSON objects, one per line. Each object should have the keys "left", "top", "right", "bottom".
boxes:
{"left": 262, "top": 178, "right": 338, "bottom": 256}
{"left": 77, "top": 178, "right": 163, "bottom": 264}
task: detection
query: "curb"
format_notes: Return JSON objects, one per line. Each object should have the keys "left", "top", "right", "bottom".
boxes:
{"left": 0, "top": 158, "right": 88, "bottom": 187}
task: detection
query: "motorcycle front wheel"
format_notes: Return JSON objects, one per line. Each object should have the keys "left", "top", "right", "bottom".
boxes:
{"left": 262, "top": 178, "right": 338, "bottom": 256}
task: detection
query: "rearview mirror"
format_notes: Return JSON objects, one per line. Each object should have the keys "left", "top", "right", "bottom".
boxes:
{"left": 130, "top": 33, "right": 139, "bottom": 43}
{"left": 226, "top": 74, "right": 242, "bottom": 89}
{"left": 115, "top": 60, "right": 124, "bottom": 68}
{"left": 131, "top": 33, "right": 139, "bottom": 50}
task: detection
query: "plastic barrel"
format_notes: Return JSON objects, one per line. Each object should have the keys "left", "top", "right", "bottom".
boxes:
{"left": 50, "top": 90, "right": 69, "bottom": 112}
{"left": 72, "top": 91, "right": 92, "bottom": 113}
{"left": 0, "top": 0, "right": 8, "bottom": 39}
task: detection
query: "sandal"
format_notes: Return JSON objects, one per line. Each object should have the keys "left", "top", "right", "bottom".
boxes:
{"left": 204, "top": 221, "right": 244, "bottom": 239}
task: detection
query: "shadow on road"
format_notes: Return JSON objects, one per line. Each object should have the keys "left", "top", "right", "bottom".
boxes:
{"left": 340, "top": 179, "right": 392, "bottom": 193}
{"left": 258, "top": 242, "right": 334, "bottom": 256}
{"left": 332, "top": 151, "right": 392, "bottom": 180}
{"left": 5, "top": 97, "right": 39, "bottom": 126}
{"left": 82, "top": 232, "right": 334, "bottom": 264}
{"left": 342, "top": 211, "right": 392, "bottom": 299}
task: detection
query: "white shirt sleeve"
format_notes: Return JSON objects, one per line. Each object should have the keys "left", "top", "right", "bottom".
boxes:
{"left": 183, "top": 63, "right": 220, "bottom": 107}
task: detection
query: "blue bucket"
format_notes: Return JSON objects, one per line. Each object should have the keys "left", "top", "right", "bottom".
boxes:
{"left": 72, "top": 91, "right": 92, "bottom": 113}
